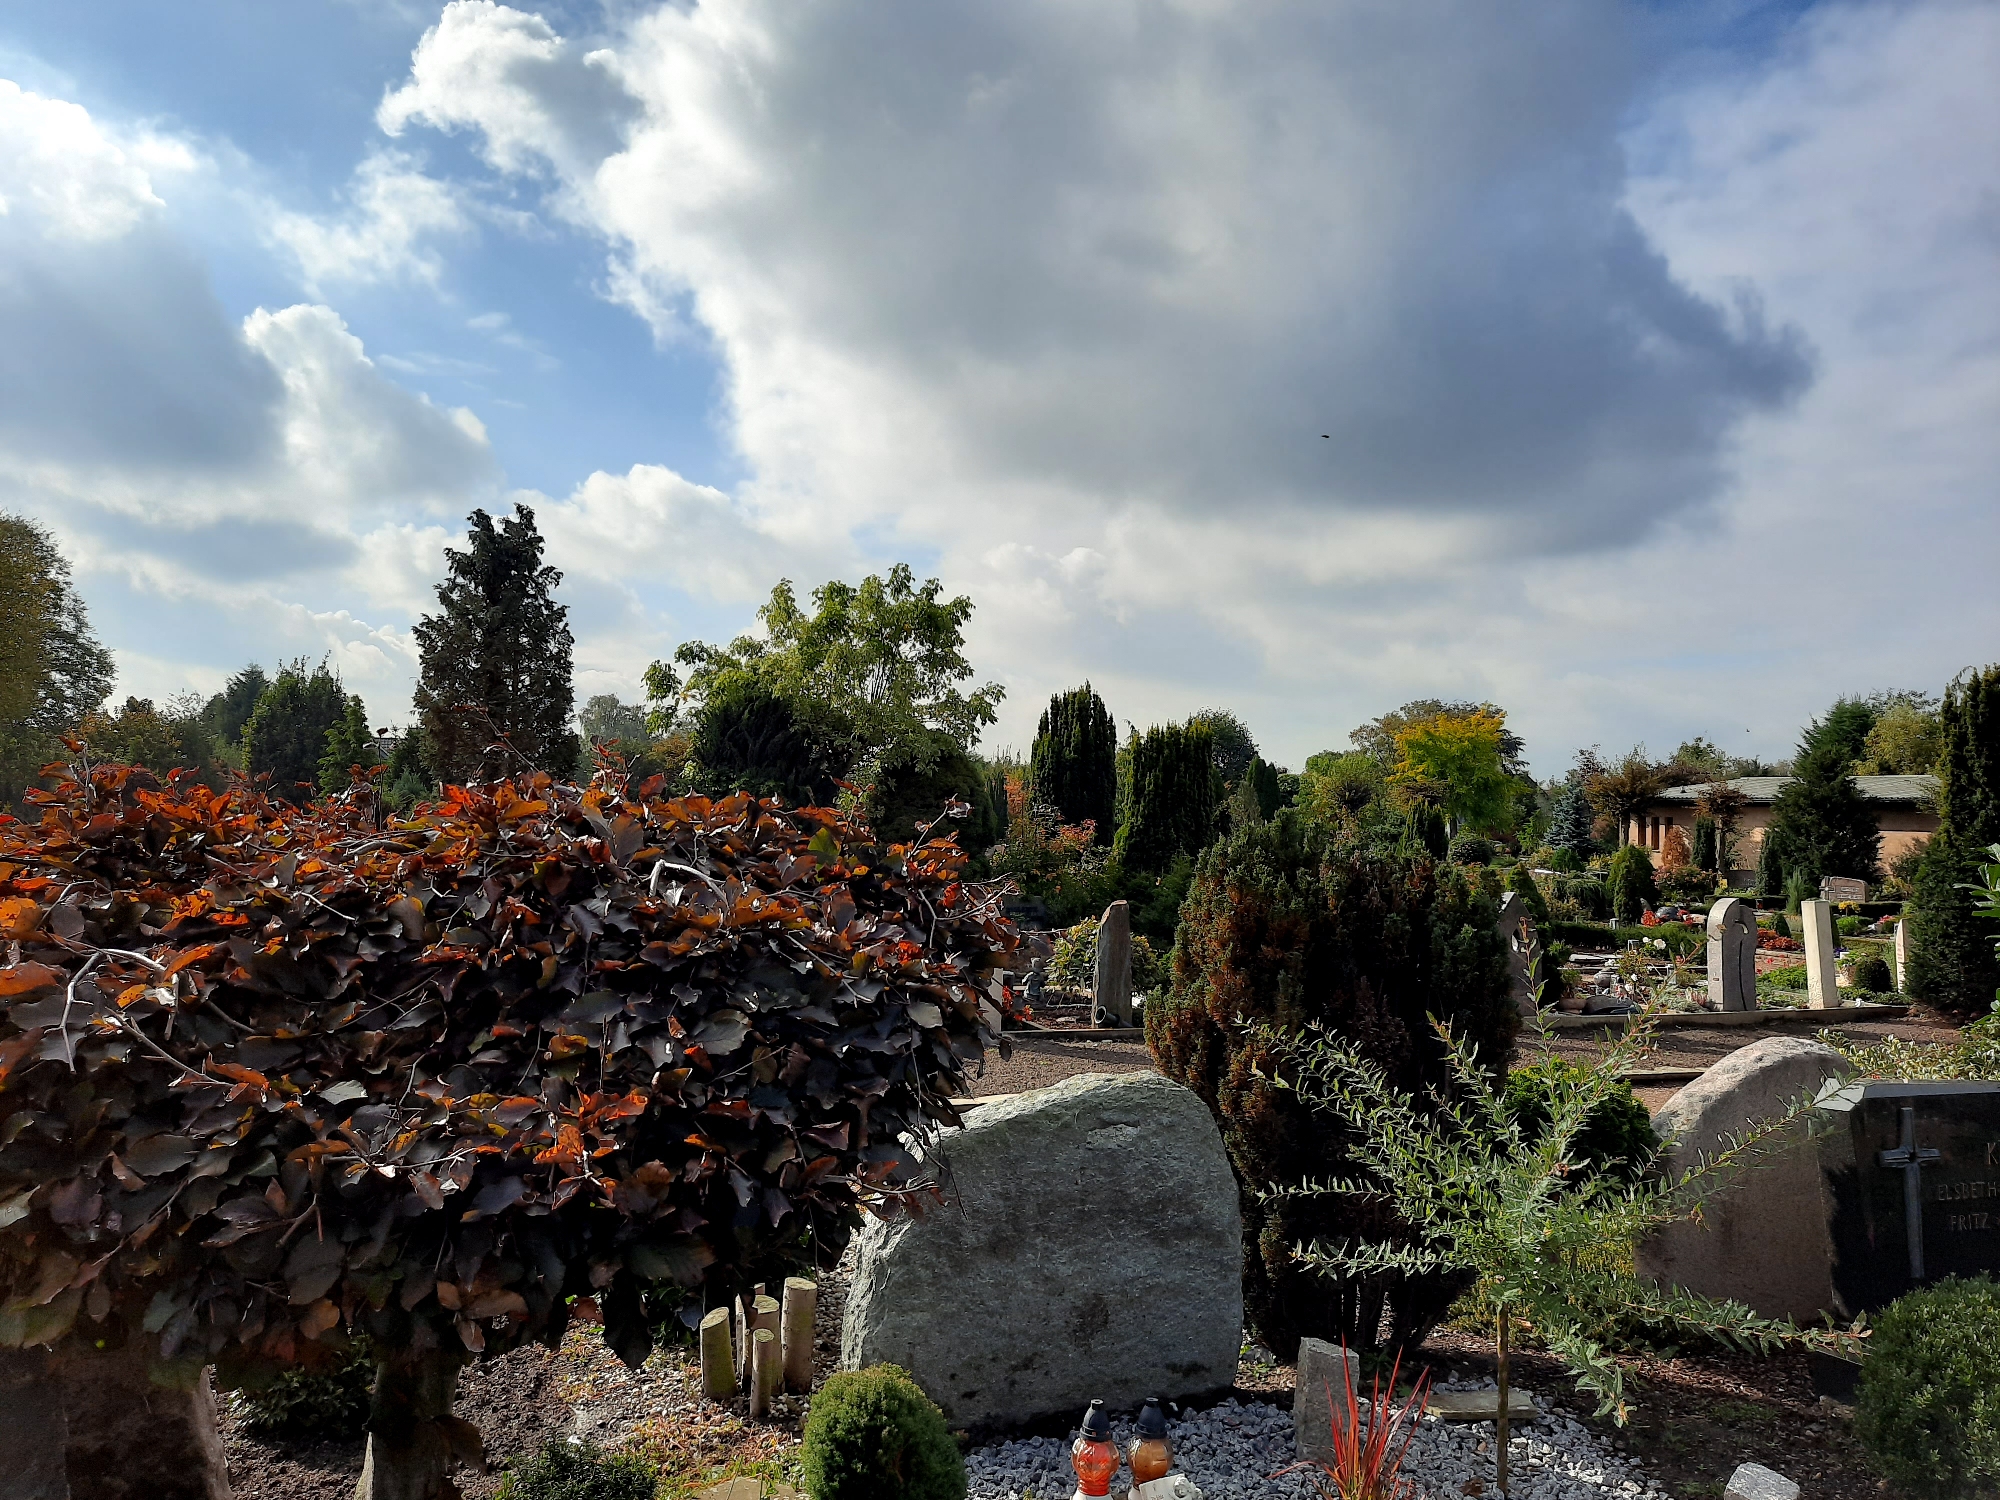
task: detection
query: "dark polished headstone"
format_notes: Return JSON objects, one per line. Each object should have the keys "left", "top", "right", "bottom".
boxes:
{"left": 1820, "top": 1080, "right": 2000, "bottom": 1315}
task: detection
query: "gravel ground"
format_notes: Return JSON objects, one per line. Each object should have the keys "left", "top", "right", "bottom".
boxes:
{"left": 964, "top": 1387, "right": 1672, "bottom": 1500}
{"left": 970, "top": 1034, "right": 1158, "bottom": 1097}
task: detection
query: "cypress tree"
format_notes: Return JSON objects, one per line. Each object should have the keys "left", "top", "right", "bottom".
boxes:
{"left": 1250, "top": 756, "right": 1282, "bottom": 820}
{"left": 1758, "top": 831, "right": 1786, "bottom": 897}
{"left": 243, "top": 659, "right": 349, "bottom": 802}
{"left": 1767, "top": 699, "right": 1881, "bottom": 888}
{"left": 1029, "top": 683, "right": 1118, "bottom": 839}
{"left": 317, "top": 695, "right": 379, "bottom": 794}
{"left": 412, "top": 505, "right": 576, "bottom": 784}
{"left": 1906, "top": 666, "right": 2000, "bottom": 1016}
{"left": 1116, "top": 722, "right": 1217, "bottom": 872}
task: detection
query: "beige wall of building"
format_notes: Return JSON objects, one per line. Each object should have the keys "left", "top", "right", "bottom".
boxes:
{"left": 1628, "top": 788, "right": 1935, "bottom": 885}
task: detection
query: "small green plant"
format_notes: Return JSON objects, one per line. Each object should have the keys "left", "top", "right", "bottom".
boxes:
{"left": 1770, "top": 911, "right": 1793, "bottom": 940}
{"left": 1047, "top": 917, "right": 1165, "bottom": 994}
{"left": 1503, "top": 1058, "right": 1658, "bottom": 1187}
{"left": 1829, "top": 1006, "right": 2000, "bottom": 1081}
{"left": 1837, "top": 915, "right": 1867, "bottom": 937}
{"left": 800, "top": 1365, "right": 966, "bottom": 1500}
{"left": 1449, "top": 833, "right": 1494, "bottom": 866}
{"left": 234, "top": 1338, "right": 375, "bottom": 1442}
{"left": 1855, "top": 1276, "right": 2000, "bottom": 1497}
{"left": 1848, "top": 954, "right": 1893, "bottom": 993}
{"left": 495, "top": 1441, "right": 658, "bottom": 1500}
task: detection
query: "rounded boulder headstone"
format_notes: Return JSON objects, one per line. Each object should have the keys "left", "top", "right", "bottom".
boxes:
{"left": 840, "top": 1072, "right": 1241, "bottom": 1429}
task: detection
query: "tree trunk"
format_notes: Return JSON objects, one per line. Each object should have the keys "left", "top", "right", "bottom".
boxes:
{"left": 1495, "top": 1312, "right": 1511, "bottom": 1497}
{"left": 55, "top": 1346, "right": 233, "bottom": 1500}
{"left": 354, "top": 1352, "right": 480, "bottom": 1500}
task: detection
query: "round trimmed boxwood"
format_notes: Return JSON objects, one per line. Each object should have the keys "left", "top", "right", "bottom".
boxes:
{"left": 1850, "top": 954, "right": 1894, "bottom": 993}
{"left": 1503, "top": 1057, "right": 1658, "bottom": 1186}
{"left": 1855, "top": 1276, "right": 2000, "bottom": 1497}
{"left": 494, "top": 1440, "right": 656, "bottom": 1500}
{"left": 801, "top": 1364, "right": 965, "bottom": 1500}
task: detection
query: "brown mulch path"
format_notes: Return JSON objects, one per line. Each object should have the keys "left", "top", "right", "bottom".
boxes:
{"left": 222, "top": 1260, "right": 853, "bottom": 1499}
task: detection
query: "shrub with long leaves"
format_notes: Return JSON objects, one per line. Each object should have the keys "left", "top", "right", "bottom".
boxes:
{"left": 0, "top": 757, "right": 1019, "bottom": 1495}
{"left": 1259, "top": 1008, "right": 1863, "bottom": 1448}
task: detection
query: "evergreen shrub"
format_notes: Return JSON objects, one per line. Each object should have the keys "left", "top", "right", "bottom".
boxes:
{"left": 799, "top": 1365, "right": 966, "bottom": 1500}
{"left": 1146, "top": 812, "right": 1516, "bottom": 1360}
{"left": 1607, "top": 844, "right": 1657, "bottom": 924}
{"left": 1116, "top": 722, "right": 1217, "bottom": 873}
{"left": 1448, "top": 833, "right": 1494, "bottom": 865}
{"left": 1502, "top": 1058, "right": 1658, "bottom": 1187}
{"left": 1029, "top": 684, "right": 1118, "bottom": 839}
{"left": 1855, "top": 1276, "right": 2000, "bottom": 1498}
{"left": 1907, "top": 665, "right": 2000, "bottom": 1017}
{"left": 1849, "top": 954, "right": 1894, "bottom": 993}
{"left": 235, "top": 1338, "right": 374, "bottom": 1441}
{"left": 494, "top": 1441, "right": 657, "bottom": 1500}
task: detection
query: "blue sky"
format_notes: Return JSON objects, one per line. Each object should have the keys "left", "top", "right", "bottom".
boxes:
{"left": 1, "top": 0, "right": 1994, "bottom": 775}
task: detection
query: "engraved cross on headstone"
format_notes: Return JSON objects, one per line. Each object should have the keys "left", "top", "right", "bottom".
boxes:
{"left": 1879, "top": 1103, "right": 1942, "bottom": 1280}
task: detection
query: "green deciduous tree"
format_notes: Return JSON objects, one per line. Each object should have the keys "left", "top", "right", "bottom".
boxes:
{"left": 1391, "top": 709, "right": 1512, "bottom": 836}
{"left": 244, "top": 661, "right": 351, "bottom": 802}
{"left": 413, "top": 505, "right": 577, "bottom": 783}
{"left": 1188, "top": 707, "right": 1260, "bottom": 785}
{"left": 0, "top": 513, "right": 114, "bottom": 804}
{"left": 1587, "top": 749, "right": 1667, "bottom": 847}
{"left": 1859, "top": 698, "right": 1943, "bottom": 776}
{"left": 1115, "top": 721, "right": 1216, "bottom": 873}
{"left": 1353, "top": 700, "right": 1526, "bottom": 775}
{"left": 76, "top": 696, "right": 222, "bottom": 785}
{"left": 1906, "top": 666, "right": 2000, "bottom": 1017}
{"left": 661, "top": 565, "right": 1002, "bottom": 788}
{"left": 1030, "top": 684, "right": 1118, "bottom": 839}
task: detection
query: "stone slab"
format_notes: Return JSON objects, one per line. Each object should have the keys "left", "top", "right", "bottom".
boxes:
{"left": 1801, "top": 900, "right": 1842, "bottom": 1009}
{"left": 1425, "top": 1389, "right": 1539, "bottom": 1423}
{"left": 1725, "top": 1461, "right": 1799, "bottom": 1500}
{"left": 1292, "top": 1339, "right": 1360, "bottom": 1462}
{"left": 1637, "top": 1038, "right": 1852, "bottom": 1322}
{"left": 1706, "top": 898, "right": 1757, "bottom": 1013}
{"left": 841, "top": 1071, "right": 1241, "bottom": 1429}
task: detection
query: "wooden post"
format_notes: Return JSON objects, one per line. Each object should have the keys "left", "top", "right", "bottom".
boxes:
{"left": 749, "top": 1328, "right": 778, "bottom": 1418}
{"left": 700, "top": 1308, "right": 735, "bottom": 1402}
{"left": 1495, "top": 1312, "right": 1511, "bottom": 1497}
{"left": 734, "top": 1282, "right": 765, "bottom": 1386}
{"left": 781, "top": 1277, "right": 817, "bottom": 1393}
{"left": 751, "top": 1292, "right": 780, "bottom": 1352}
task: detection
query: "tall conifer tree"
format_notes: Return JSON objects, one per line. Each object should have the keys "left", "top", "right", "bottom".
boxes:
{"left": 243, "top": 660, "right": 350, "bottom": 802}
{"left": 1116, "top": 721, "right": 1217, "bottom": 872}
{"left": 1907, "top": 665, "right": 2000, "bottom": 1015}
{"left": 413, "top": 506, "right": 576, "bottom": 784}
{"left": 1766, "top": 698, "right": 1881, "bottom": 888}
{"left": 1030, "top": 683, "right": 1117, "bottom": 839}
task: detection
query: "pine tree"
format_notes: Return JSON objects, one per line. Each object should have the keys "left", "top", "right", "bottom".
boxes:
{"left": 1546, "top": 779, "right": 1596, "bottom": 859}
{"left": 243, "top": 660, "right": 350, "bottom": 802}
{"left": 1768, "top": 699, "right": 1881, "bottom": 889}
{"left": 1116, "top": 722, "right": 1217, "bottom": 872}
{"left": 202, "top": 663, "right": 269, "bottom": 749}
{"left": 412, "top": 505, "right": 576, "bottom": 784}
{"left": 1250, "top": 756, "right": 1282, "bottom": 820}
{"left": 318, "top": 695, "right": 378, "bottom": 795}
{"left": 1029, "top": 684, "right": 1118, "bottom": 840}
{"left": 1907, "top": 666, "right": 2000, "bottom": 1016}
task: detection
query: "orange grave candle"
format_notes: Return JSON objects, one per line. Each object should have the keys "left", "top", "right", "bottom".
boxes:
{"left": 1129, "top": 1397, "right": 1173, "bottom": 1485}
{"left": 1070, "top": 1399, "right": 1120, "bottom": 1498}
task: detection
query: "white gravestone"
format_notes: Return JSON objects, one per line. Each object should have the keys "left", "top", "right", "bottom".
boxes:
{"left": 1893, "top": 917, "right": 1910, "bottom": 992}
{"left": 1801, "top": 899, "right": 1843, "bottom": 1009}
{"left": 1706, "top": 897, "right": 1757, "bottom": 1013}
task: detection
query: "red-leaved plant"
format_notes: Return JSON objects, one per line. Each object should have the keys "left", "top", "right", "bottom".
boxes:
{"left": 1275, "top": 1345, "right": 1432, "bottom": 1500}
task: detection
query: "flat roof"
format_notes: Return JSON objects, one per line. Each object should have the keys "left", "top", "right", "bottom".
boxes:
{"left": 1654, "top": 774, "right": 1938, "bottom": 806}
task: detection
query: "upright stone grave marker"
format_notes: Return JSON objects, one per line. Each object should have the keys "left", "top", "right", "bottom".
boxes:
{"left": 1819, "top": 876, "right": 1869, "bottom": 904}
{"left": 1892, "top": 917, "right": 1911, "bottom": 992}
{"left": 1093, "top": 899, "right": 1134, "bottom": 1026}
{"left": 1706, "top": 897, "right": 1756, "bottom": 1012}
{"left": 1495, "top": 891, "right": 1537, "bottom": 1017}
{"left": 1801, "top": 898, "right": 1842, "bottom": 1009}
{"left": 1820, "top": 1080, "right": 2000, "bottom": 1315}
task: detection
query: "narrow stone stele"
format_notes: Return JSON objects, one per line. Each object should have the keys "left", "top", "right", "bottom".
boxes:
{"left": 1424, "top": 1388, "right": 1538, "bottom": 1423}
{"left": 1801, "top": 899, "right": 1842, "bottom": 1009}
{"left": 1292, "top": 1338, "right": 1360, "bottom": 1462}
{"left": 1724, "top": 1460, "right": 1800, "bottom": 1500}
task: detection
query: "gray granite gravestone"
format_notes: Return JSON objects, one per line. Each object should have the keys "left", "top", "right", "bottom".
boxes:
{"left": 1093, "top": 900, "right": 1134, "bottom": 1026}
{"left": 1495, "top": 891, "right": 1538, "bottom": 1016}
{"left": 1819, "top": 1080, "right": 2000, "bottom": 1315}
{"left": 1706, "top": 897, "right": 1756, "bottom": 1013}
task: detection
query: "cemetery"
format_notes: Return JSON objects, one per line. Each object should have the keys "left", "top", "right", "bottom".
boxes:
{"left": 3, "top": 539, "right": 2000, "bottom": 1500}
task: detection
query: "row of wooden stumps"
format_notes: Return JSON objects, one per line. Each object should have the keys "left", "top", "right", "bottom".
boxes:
{"left": 699, "top": 1276, "right": 817, "bottom": 1417}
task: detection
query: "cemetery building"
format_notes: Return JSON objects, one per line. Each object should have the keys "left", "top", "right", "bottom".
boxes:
{"left": 1630, "top": 774, "right": 1938, "bottom": 884}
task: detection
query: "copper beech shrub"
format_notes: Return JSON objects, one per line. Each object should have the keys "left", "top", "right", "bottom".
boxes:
{"left": 0, "top": 761, "right": 1020, "bottom": 1384}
